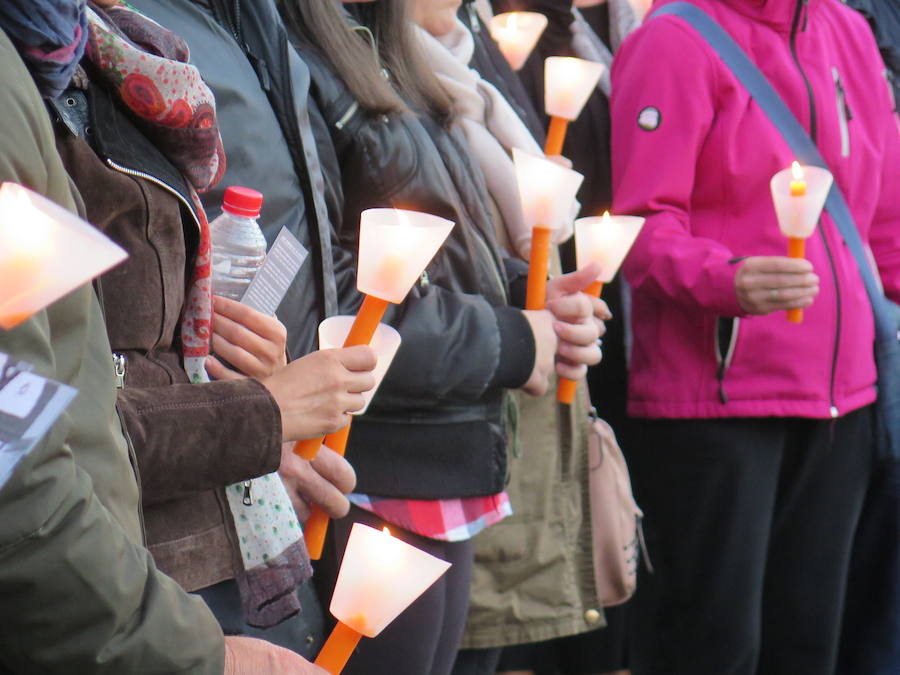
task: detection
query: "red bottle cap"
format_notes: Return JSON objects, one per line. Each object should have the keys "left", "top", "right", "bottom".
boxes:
{"left": 222, "top": 186, "right": 264, "bottom": 217}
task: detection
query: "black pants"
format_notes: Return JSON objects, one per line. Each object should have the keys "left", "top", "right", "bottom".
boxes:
{"left": 315, "top": 505, "right": 475, "bottom": 675}
{"left": 626, "top": 407, "right": 873, "bottom": 675}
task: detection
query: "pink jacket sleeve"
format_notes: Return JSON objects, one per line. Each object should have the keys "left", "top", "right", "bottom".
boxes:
{"left": 611, "top": 17, "right": 746, "bottom": 317}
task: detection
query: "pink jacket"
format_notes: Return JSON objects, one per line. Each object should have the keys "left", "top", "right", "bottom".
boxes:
{"left": 611, "top": 0, "right": 900, "bottom": 419}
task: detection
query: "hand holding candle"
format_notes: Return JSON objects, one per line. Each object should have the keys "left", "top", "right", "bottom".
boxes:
{"left": 0, "top": 182, "right": 127, "bottom": 329}
{"left": 557, "top": 212, "right": 645, "bottom": 403}
{"left": 303, "top": 317, "right": 402, "bottom": 560}
{"left": 314, "top": 524, "right": 451, "bottom": 674}
{"left": 769, "top": 161, "right": 833, "bottom": 323}
{"left": 488, "top": 12, "right": 548, "bottom": 71}
{"left": 292, "top": 209, "right": 453, "bottom": 459}
{"left": 543, "top": 57, "right": 605, "bottom": 156}
{"left": 513, "top": 149, "right": 584, "bottom": 311}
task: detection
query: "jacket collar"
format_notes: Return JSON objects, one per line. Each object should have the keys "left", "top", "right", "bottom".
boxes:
{"left": 654, "top": 0, "right": 820, "bottom": 33}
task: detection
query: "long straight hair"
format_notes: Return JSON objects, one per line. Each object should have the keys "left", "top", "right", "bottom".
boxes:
{"left": 279, "top": 0, "right": 454, "bottom": 124}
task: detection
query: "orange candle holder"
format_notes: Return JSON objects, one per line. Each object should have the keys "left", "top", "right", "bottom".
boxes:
{"left": 770, "top": 162, "right": 833, "bottom": 325}
{"left": 0, "top": 182, "right": 127, "bottom": 329}
{"left": 543, "top": 57, "right": 604, "bottom": 156}
{"left": 293, "top": 209, "right": 452, "bottom": 460}
{"left": 488, "top": 12, "right": 547, "bottom": 71}
{"left": 315, "top": 524, "right": 451, "bottom": 674}
{"left": 557, "top": 213, "right": 645, "bottom": 403}
{"left": 513, "top": 149, "right": 584, "bottom": 311}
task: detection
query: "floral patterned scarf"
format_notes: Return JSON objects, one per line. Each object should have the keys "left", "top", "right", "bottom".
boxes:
{"left": 83, "top": 4, "right": 310, "bottom": 628}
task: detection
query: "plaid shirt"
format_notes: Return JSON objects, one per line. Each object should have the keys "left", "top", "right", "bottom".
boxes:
{"left": 348, "top": 492, "right": 512, "bottom": 542}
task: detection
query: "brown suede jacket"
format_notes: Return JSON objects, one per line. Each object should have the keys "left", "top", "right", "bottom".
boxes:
{"left": 50, "top": 81, "right": 283, "bottom": 592}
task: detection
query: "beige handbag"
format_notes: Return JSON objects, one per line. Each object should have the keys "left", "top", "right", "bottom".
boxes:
{"left": 587, "top": 410, "right": 648, "bottom": 607}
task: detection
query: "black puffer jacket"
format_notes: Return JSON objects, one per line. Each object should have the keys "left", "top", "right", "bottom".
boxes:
{"left": 290, "top": 23, "right": 535, "bottom": 501}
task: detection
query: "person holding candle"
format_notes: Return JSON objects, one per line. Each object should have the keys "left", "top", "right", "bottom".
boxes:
{"left": 0, "top": 7, "right": 329, "bottom": 672}
{"left": 408, "top": 5, "right": 626, "bottom": 675}
{"left": 610, "top": 1, "right": 900, "bottom": 674}
{"left": 46, "top": 0, "right": 381, "bottom": 656}
{"left": 279, "top": 1, "right": 606, "bottom": 673}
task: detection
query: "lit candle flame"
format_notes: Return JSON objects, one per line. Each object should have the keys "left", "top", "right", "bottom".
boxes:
{"left": 382, "top": 527, "right": 391, "bottom": 537}
{"left": 791, "top": 161, "right": 804, "bottom": 181}
{"left": 601, "top": 210, "right": 611, "bottom": 226}
{"left": 507, "top": 12, "right": 519, "bottom": 31}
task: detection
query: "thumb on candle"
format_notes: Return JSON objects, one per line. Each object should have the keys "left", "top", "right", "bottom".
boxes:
{"left": 547, "top": 262, "right": 603, "bottom": 300}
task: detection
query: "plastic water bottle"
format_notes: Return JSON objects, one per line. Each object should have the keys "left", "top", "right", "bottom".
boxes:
{"left": 210, "top": 186, "right": 266, "bottom": 301}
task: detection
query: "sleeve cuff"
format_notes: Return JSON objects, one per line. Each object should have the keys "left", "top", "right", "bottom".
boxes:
{"left": 490, "top": 306, "right": 536, "bottom": 389}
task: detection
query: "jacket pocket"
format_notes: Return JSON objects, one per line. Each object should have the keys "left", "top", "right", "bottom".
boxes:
{"left": 714, "top": 317, "right": 741, "bottom": 404}
{"left": 832, "top": 67, "right": 852, "bottom": 159}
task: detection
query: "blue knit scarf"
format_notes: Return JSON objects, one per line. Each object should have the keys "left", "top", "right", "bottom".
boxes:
{"left": 0, "top": 0, "right": 88, "bottom": 98}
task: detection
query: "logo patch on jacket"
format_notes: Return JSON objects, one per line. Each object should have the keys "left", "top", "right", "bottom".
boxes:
{"left": 638, "top": 106, "right": 661, "bottom": 131}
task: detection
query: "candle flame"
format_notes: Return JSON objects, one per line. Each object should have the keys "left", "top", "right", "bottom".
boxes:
{"left": 791, "top": 161, "right": 804, "bottom": 181}
{"left": 507, "top": 12, "right": 519, "bottom": 30}
{"left": 382, "top": 527, "right": 391, "bottom": 537}
{"left": 601, "top": 211, "right": 611, "bottom": 226}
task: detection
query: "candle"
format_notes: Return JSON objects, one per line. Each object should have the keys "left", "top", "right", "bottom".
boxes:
{"left": 513, "top": 149, "right": 584, "bottom": 310}
{"left": 769, "top": 162, "right": 833, "bottom": 324}
{"left": 315, "top": 524, "right": 451, "bottom": 674}
{"left": 543, "top": 57, "right": 605, "bottom": 156}
{"left": 0, "top": 182, "right": 127, "bottom": 329}
{"left": 557, "top": 212, "right": 645, "bottom": 404}
{"left": 303, "top": 317, "right": 402, "bottom": 560}
{"left": 293, "top": 209, "right": 452, "bottom": 459}
{"left": 488, "top": 12, "right": 548, "bottom": 72}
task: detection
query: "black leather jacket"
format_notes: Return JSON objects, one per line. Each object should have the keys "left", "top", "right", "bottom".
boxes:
{"left": 292, "top": 27, "right": 535, "bottom": 500}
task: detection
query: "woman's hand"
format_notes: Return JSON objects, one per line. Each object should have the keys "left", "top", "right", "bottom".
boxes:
{"left": 261, "top": 346, "right": 377, "bottom": 441}
{"left": 205, "top": 296, "right": 288, "bottom": 380}
{"left": 735, "top": 257, "right": 819, "bottom": 315}
{"left": 545, "top": 264, "right": 610, "bottom": 380}
{"left": 278, "top": 443, "right": 356, "bottom": 522}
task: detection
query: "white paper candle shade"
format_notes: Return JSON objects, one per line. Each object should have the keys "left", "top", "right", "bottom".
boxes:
{"left": 512, "top": 148, "right": 584, "bottom": 231}
{"left": 769, "top": 165, "right": 833, "bottom": 239}
{"left": 356, "top": 209, "right": 454, "bottom": 304}
{"left": 318, "top": 316, "right": 401, "bottom": 415}
{"left": 544, "top": 57, "right": 605, "bottom": 121}
{"left": 575, "top": 214, "right": 646, "bottom": 283}
{"left": 488, "top": 12, "right": 548, "bottom": 71}
{"left": 0, "top": 182, "right": 127, "bottom": 329}
{"left": 330, "top": 523, "right": 452, "bottom": 638}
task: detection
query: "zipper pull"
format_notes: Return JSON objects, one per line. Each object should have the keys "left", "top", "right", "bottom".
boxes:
{"left": 467, "top": 3, "right": 481, "bottom": 33}
{"left": 112, "top": 353, "right": 126, "bottom": 389}
{"left": 242, "top": 480, "right": 253, "bottom": 506}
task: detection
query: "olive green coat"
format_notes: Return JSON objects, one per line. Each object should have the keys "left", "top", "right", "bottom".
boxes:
{"left": 0, "top": 29, "right": 224, "bottom": 673}
{"left": 461, "top": 373, "right": 604, "bottom": 648}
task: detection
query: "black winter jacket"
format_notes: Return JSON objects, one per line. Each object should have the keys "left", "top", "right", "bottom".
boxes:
{"left": 290, "top": 25, "right": 535, "bottom": 500}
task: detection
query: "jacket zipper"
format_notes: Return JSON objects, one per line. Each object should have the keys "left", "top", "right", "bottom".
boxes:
{"left": 335, "top": 101, "right": 360, "bottom": 130}
{"left": 832, "top": 67, "right": 851, "bottom": 158}
{"left": 113, "top": 352, "right": 126, "bottom": 389}
{"left": 791, "top": 0, "right": 840, "bottom": 418}
{"left": 466, "top": 2, "right": 481, "bottom": 33}
{"left": 105, "top": 159, "right": 202, "bottom": 235}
